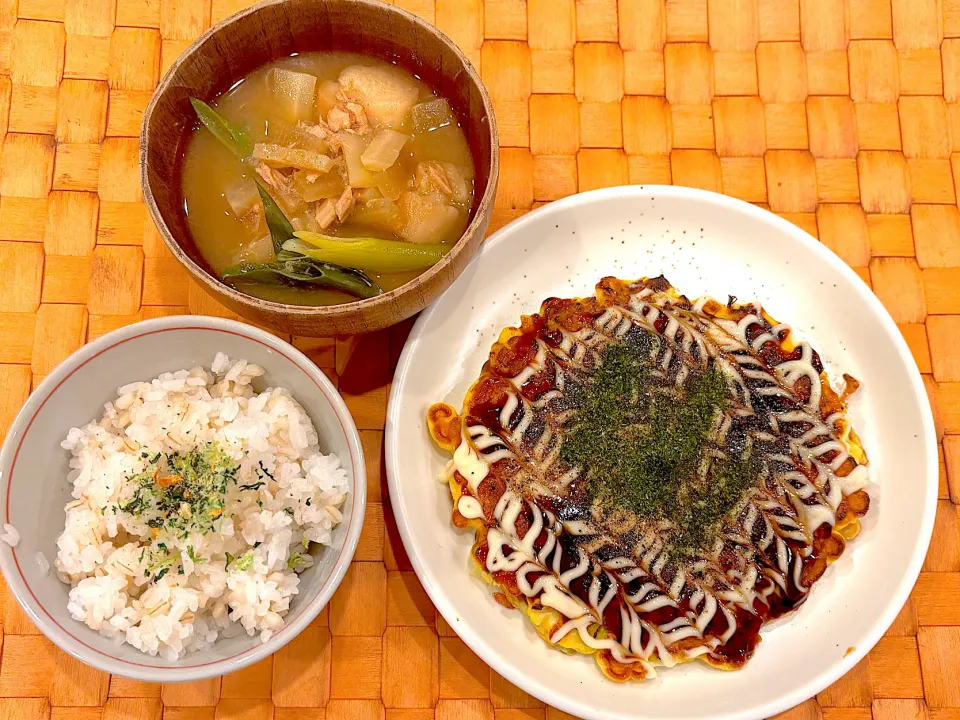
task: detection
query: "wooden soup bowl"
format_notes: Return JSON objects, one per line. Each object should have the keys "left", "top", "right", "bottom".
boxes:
{"left": 141, "top": 0, "right": 498, "bottom": 336}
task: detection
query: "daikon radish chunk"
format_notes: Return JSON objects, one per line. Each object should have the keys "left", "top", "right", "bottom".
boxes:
{"left": 398, "top": 191, "right": 463, "bottom": 243}
{"left": 412, "top": 98, "right": 455, "bottom": 133}
{"left": 225, "top": 179, "right": 260, "bottom": 217}
{"left": 443, "top": 164, "right": 472, "bottom": 206}
{"left": 361, "top": 129, "right": 410, "bottom": 171}
{"left": 412, "top": 123, "right": 474, "bottom": 167}
{"left": 266, "top": 121, "right": 329, "bottom": 153}
{"left": 316, "top": 80, "right": 342, "bottom": 116}
{"left": 339, "top": 132, "right": 378, "bottom": 187}
{"left": 338, "top": 64, "right": 419, "bottom": 128}
{"left": 349, "top": 198, "right": 403, "bottom": 236}
{"left": 356, "top": 187, "right": 382, "bottom": 204}
{"left": 289, "top": 206, "right": 321, "bottom": 233}
{"left": 375, "top": 163, "right": 412, "bottom": 200}
{"left": 253, "top": 143, "right": 334, "bottom": 173}
{"left": 236, "top": 233, "right": 275, "bottom": 265}
{"left": 268, "top": 68, "right": 317, "bottom": 122}
{"left": 292, "top": 170, "right": 344, "bottom": 202}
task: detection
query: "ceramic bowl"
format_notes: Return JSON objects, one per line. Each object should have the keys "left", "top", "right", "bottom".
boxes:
{"left": 387, "top": 186, "right": 937, "bottom": 720}
{"left": 0, "top": 316, "right": 366, "bottom": 682}
{"left": 141, "top": 0, "right": 499, "bottom": 337}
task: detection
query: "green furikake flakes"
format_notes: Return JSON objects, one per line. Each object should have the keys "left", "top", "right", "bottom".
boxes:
{"left": 118, "top": 441, "right": 239, "bottom": 536}
{"left": 560, "top": 335, "right": 759, "bottom": 556}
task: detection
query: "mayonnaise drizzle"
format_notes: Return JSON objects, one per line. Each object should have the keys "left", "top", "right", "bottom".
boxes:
{"left": 440, "top": 279, "right": 869, "bottom": 678}
{"left": 452, "top": 432, "right": 489, "bottom": 490}
{"left": 457, "top": 495, "right": 485, "bottom": 519}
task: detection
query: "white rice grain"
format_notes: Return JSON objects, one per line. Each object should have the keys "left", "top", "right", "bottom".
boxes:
{"left": 2, "top": 523, "right": 20, "bottom": 547}
{"left": 54, "top": 355, "right": 348, "bottom": 659}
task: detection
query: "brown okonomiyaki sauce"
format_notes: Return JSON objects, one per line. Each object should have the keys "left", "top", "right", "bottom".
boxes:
{"left": 429, "top": 276, "right": 870, "bottom": 680}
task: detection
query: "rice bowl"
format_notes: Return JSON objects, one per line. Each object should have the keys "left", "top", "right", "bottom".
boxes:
{"left": 57, "top": 353, "right": 348, "bottom": 660}
{"left": 0, "top": 316, "right": 365, "bottom": 682}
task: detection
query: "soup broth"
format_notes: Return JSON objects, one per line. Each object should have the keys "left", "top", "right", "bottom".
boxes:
{"left": 181, "top": 52, "right": 476, "bottom": 306}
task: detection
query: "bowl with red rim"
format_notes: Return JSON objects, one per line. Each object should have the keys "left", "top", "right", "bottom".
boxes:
{"left": 0, "top": 315, "right": 365, "bottom": 681}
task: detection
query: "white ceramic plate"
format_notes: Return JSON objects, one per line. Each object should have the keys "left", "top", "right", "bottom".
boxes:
{"left": 386, "top": 186, "right": 938, "bottom": 720}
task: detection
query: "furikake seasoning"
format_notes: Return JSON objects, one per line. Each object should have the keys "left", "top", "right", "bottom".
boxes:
{"left": 560, "top": 334, "right": 759, "bottom": 556}
{"left": 120, "top": 442, "right": 239, "bottom": 537}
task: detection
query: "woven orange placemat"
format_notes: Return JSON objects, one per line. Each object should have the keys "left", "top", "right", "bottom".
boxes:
{"left": 0, "top": 0, "right": 957, "bottom": 718}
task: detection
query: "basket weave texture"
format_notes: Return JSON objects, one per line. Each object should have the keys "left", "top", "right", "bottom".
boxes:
{"left": 0, "top": 0, "right": 958, "bottom": 717}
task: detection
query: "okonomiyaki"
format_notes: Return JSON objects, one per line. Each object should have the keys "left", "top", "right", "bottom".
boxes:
{"left": 427, "top": 276, "right": 870, "bottom": 681}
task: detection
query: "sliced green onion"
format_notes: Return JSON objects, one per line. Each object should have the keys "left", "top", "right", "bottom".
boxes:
{"left": 190, "top": 97, "right": 253, "bottom": 158}
{"left": 290, "top": 232, "right": 451, "bottom": 273}
{"left": 222, "top": 256, "right": 383, "bottom": 300}
{"left": 255, "top": 181, "right": 296, "bottom": 255}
